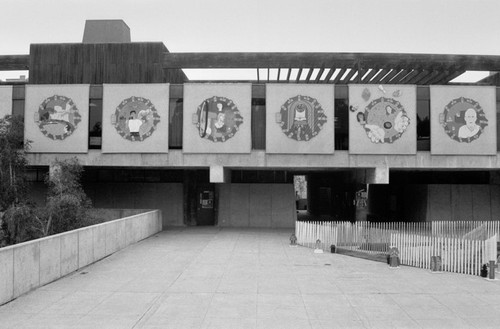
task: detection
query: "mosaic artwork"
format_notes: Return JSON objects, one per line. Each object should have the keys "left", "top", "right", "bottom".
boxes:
{"left": 439, "top": 97, "right": 488, "bottom": 143}
{"left": 354, "top": 89, "right": 410, "bottom": 144}
{"left": 193, "top": 96, "right": 243, "bottom": 143}
{"left": 111, "top": 96, "right": 161, "bottom": 142}
{"left": 348, "top": 85, "right": 416, "bottom": 154}
{"left": 34, "top": 95, "right": 81, "bottom": 140}
{"left": 430, "top": 85, "right": 496, "bottom": 155}
{"left": 276, "top": 95, "right": 327, "bottom": 141}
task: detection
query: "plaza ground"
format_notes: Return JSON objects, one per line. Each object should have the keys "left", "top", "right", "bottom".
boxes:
{"left": 1, "top": 227, "right": 500, "bottom": 329}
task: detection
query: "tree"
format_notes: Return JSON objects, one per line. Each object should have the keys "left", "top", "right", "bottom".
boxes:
{"left": 0, "top": 115, "right": 29, "bottom": 209}
{"left": 38, "top": 158, "right": 98, "bottom": 236}
{"left": 0, "top": 114, "right": 36, "bottom": 246}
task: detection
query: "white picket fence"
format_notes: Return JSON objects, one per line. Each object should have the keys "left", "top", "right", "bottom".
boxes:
{"left": 295, "top": 220, "right": 500, "bottom": 276}
{"left": 295, "top": 221, "right": 337, "bottom": 251}
{"left": 391, "top": 233, "right": 497, "bottom": 276}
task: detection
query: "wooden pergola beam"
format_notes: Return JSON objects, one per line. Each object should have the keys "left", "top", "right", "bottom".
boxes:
{"left": 361, "top": 68, "right": 379, "bottom": 83}
{"left": 162, "top": 52, "right": 500, "bottom": 71}
{"left": 315, "top": 67, "right": 325, "bottom": 83}
{"left": 340, "top": 69, "right": 357, "bottom": 84}
{"left": 379, "top": 69, "right": 401, "bottom": 84}
{"left": 323, "top": 67, "right": 336, "bottom": 83}
{"left": 368, "top": 68, "right": 390, "bottom": 84}
{"left": 332, "top": 68, "right": 347, "bottom": 83}
{"left": 0, "top": 55, "right": 30, "bottom": 71}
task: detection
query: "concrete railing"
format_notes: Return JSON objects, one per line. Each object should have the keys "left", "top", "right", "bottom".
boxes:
{"left": 0, "top": 210, "right": 162, "bottom": 306}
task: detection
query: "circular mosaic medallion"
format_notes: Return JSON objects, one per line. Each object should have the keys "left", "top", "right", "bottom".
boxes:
{"left": 357, "top": 97, "right": 410, "bottom": 144}
{"left": 277, "top": 95, "right": 327, "bottom": 141}
{"left": 111, "top": 96, "right": 161, "bottom": 142}
{"left": 194, "top": 96, "right": 243, "bottom": 143}
{"left": 439, "top": 97, "right": 488, "bottom": 143}
{"left": 35, "top": 95, "right": 81, "bottom": 140}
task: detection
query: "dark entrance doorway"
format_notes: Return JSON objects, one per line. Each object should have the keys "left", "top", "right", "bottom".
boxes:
{"left": 196, "top": 185, "right": 215, "bottom": 225}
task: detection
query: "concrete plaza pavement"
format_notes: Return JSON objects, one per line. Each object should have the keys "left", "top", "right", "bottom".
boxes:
{"left": 1, "top": 227, "right": 500, "bottom": 328}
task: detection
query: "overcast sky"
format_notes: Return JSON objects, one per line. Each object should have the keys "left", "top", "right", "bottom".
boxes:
{"left": 1, "top": 0, "right": 499, "bottom": 81}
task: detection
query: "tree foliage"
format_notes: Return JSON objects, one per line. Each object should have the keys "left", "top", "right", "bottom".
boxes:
{"left": 0, "top": 115, "right": 33, "bottom": 246}
{"left": 0, "top": 115, "right": 29, "bottom": 210}
{"left": 0, "top": 114, "right": 99, "bottom": 246}
{"left": 40, "top": 158, "right": 98, "bottom": 235}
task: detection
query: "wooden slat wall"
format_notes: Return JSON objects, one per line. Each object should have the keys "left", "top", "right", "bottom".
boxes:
{"left": 29, "top": 43, "right": 188, "bottom": 84}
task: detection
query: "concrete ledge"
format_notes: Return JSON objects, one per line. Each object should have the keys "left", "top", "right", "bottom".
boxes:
{"left": 0, "top": 209, "right": 161, "bottom": 306}
{"left": 26, "top": 150, "right": 500, "bottom": 170}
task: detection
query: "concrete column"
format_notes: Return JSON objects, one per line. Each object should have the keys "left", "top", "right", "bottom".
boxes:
{"left": 366, "top": 166, "right": 389, "bottom": 184}
{"left": 209, "top": 166, "right": 231, "bottom": 183}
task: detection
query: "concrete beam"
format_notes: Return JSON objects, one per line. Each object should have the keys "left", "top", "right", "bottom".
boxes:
{"left": 26, "top": 150, "right": 500, "bottom": 171}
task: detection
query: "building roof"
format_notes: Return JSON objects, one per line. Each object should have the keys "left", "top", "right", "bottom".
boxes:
{"left": 1, "top": 51, "right": 500, "bottom": 85}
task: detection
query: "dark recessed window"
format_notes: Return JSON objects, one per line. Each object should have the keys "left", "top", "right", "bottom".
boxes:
{"left": 89, "top": 99, "right": 102, "bottom": 149}
{"left": 169, "top": 98, "right": 183, "bottom": 149}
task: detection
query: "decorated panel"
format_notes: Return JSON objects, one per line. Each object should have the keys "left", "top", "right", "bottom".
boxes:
{"left": 0, "top": 86, "right": 13, "bottom": 118}
{"left": 430, "top": 86, "right": 496, "bottom": 155}
{"left": 102, "top": 84, "right": 169, "bottom": 153}
{"left": 348, "top": 85, "right": 416, "bottom": 154}
{"left": 25, "top": 85, "right": 89, "bottom": 153}
{"left": 183, "top": 83, "right": 251, "bottom": 153}
{"left": 266, "top": 84, "right": 334, "bottom": 154}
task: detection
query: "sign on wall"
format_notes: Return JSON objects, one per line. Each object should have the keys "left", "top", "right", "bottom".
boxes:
{"left": 430, "top": 86, "right": 496, "bottom": 155}
{"left": 102, "top": 84, "right": 169, "bottom": 153}
{"left": 349, "top": 84, "right": 416, "bottom": 154}
{"left": 183, "top": 83, "right": 251, "bottom": 153}
{"left": 0, "top": 86, "right": 13, "bottom": 118}
{"left": 266, "top": 84, "right": 334, "bottom": 154}
{"left": 25, "top": 85, "right": 89, "bottom": 153}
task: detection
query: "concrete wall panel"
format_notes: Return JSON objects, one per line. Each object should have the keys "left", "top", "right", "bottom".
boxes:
{"left": 472, "top": 185, "right": 492, "bottom": 221}
{"left": 218, "top": 184, "right": 295, "bottom": 228}
{"left": 13, "top": 243, "right": 40, "bottom": 297}
{"left": 491, "top": 185, "right": 500, "bottom": 220}
{"left": 93, "top": 224, "right": 107, "bottom": 260}
{"left": 271, "top": 184, "right": 296, "bottom": 228}
{"left": 428, "top": 185, "right": 452, "bottom": 221}
{"left": 78, "top": 228, "right": 94, "bottom": 268}
{"left": 85, "top": 182, "right": 182, "bottom": 227}
{"left": 229, "top": 185, "right": 250, "bottom": 227}
{"left": 157, "top": 183, "right": 183, "bottom": 227}
{"left": 60, "top": 232, "right": 78, "bottom": 276}
{"left": 125, "top": 218, "right": 134, "bottom": 245}
{"left": 39, "top": 237, "right": 61, "bottom": 286}
{"left": 217, "top": 184, "right": 231, "bottom": 226}
{"left": 116, "top": 219, "right": 127, "bottom": 250}
{"left": 105, "top": 222, "right": 118, "bottom": 255}
{"left": 0, "top": 248, "right": 14, "bottom": 305}
{"left": 249, "top": 184, "right": 272, "bottom": 227}
{"left": 452, "top": 185, "right": 473, "bottom": 221}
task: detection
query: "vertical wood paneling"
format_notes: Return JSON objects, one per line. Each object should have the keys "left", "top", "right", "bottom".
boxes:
{"left": 29, "top": 43, "right": 188, "bottom": 85}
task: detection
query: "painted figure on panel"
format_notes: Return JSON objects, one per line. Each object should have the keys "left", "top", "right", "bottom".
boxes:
{"left": 35, "top": 95, "right": 81, "bottom": 140}
{"left": 458, "top": 108, "right": 480, "bottom": 138}
{"left": 357, "top": 97, "right": 410, "bottom": 144}
{"left": 193, "top": 96, "right": 243, "bottom": 143}
{"left": 276, "top": 95, "right": 327, "bottom": 142}
{"left": 111, "top": 96, "right": 161, "bottom": 142}
{"left": 439, "top": 97, "right": 488, "bottom": 143}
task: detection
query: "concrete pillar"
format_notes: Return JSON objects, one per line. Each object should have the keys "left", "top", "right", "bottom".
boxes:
{"left": 366, "top": 166, "right": 389, "bottom": 184}
{"left": 209, "top": 166, "right": 231, "bottom": 183}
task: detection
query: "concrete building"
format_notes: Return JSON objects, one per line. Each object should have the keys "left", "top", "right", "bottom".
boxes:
{"left": 1, "top": 20, "right": 500, "bottom": 228}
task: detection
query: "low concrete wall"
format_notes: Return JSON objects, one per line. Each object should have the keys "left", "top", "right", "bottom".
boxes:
{"left": 0, "top": 210, "right": 162, "bottom": 306}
